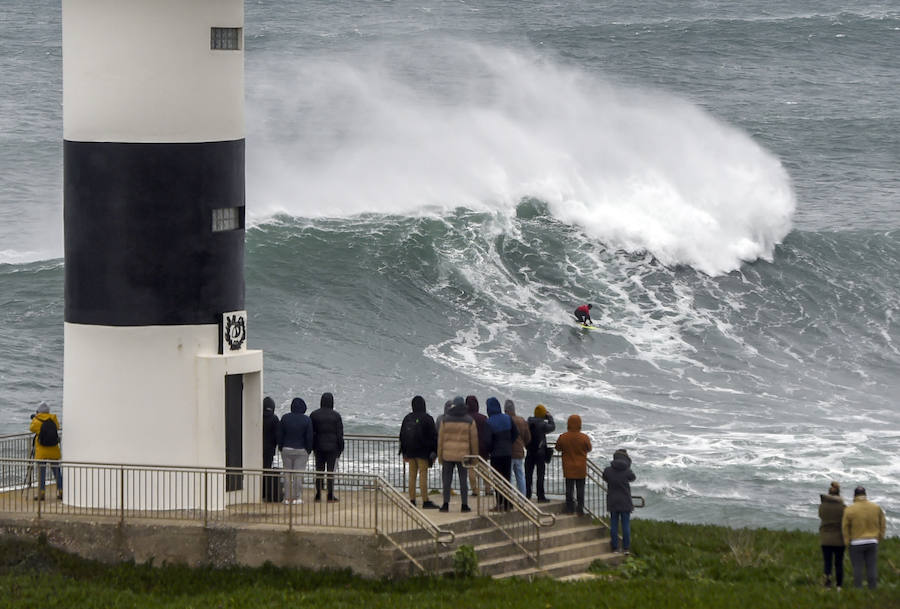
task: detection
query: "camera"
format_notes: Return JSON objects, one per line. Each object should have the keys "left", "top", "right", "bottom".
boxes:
{"left": 30, "top": 413, "right": 35, "bottom": 420}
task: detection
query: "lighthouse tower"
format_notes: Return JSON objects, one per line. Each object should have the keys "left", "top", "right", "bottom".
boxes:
{"left": 62, "top": 0, "right": 263, "bottom": 506}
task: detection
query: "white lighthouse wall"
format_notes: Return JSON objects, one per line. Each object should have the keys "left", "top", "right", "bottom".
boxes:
{"left": 63, "top": 323, "right": 263, "bottom": 509}
{"left": 62, "top": 0, "right": 244, "bottom": 143}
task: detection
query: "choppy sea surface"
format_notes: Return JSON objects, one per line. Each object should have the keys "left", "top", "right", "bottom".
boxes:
{"left": 1, "top": 1, "right": 898, "bottom": 531}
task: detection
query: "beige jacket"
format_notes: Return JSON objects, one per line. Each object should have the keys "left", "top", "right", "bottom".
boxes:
{"left": 842, "top": 495, "right": 886, "bottom": 545}
{"left": 437, "top": 417, "right": 478, "bottom": 463}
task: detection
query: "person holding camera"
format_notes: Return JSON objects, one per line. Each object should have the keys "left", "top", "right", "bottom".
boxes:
{"left": 29, "top": 401, "right": 62, "bottom": 501}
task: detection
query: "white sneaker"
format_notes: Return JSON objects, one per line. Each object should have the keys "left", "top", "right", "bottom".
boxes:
{"left": 292, "top": 498, "right": 303, "bottom": 505}
{"left": 283, "top": 499, "right": 290, "bottom": 505}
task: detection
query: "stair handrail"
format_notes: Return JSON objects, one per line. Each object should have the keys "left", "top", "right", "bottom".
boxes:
{"left": 462, "top": 455, "right": 556, "bottom": 527}
{"left": 374, "top": 476, "right": 455, "bottom": 573}
{"left": 375, "top": 476, "right": 456, "bottom": 544}
{"left": 463, "top": 455, "right": 556, "bottom": 568}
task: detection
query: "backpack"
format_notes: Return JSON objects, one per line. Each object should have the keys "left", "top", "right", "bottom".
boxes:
{"left": 399, "top": 415, "right": 421, "bottom": 454}
{"left": 38, "top": 417, "right": 59, "bottom": 447}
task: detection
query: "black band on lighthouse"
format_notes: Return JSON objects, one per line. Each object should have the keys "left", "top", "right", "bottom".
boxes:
{"left": 64, "top": 140, "right": 245, "bottom": 326}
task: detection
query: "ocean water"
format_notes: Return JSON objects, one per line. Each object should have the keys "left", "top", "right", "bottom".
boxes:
{"left": 1, "top": 1, "right": 899, "bottom": 531}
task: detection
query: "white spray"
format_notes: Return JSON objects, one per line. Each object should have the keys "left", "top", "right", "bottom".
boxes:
{"left": 247, "top": 42, "right": 795, "bottom": 275}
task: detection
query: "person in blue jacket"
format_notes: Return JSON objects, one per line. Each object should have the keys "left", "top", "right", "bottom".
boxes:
{"left": 486, "top": 397, "right": 518, "bottom": 511}
{"left": 278, "top": 397, "right": 314, "bottom": 504}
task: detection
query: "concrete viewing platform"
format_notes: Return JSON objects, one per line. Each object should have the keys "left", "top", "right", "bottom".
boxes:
{"left": 0, "top": 481, "right": 618, "bottom": 579}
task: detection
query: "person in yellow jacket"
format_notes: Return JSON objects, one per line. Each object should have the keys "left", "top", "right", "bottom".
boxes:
{"left": 28, "top": 401, "right": 62, "bottom": 501}
{"left": 841, "top": 486, "right": 886, "bottom": 589}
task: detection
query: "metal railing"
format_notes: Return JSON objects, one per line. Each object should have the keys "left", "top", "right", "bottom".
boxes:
{"left": 0, "top": 457, "right": 453, "bottom": 573}
{"left": 462, "top": 455, "right": 555, "bottom": 569}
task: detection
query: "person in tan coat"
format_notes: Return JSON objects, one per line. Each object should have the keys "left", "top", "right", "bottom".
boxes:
{"left": 437, "top": 396, "right": 478, "bottom": 512}
{"left": 29, "top": 401, "right": 62, "bottom": 501}
{"left": 554, "top": 414, "right": 592, "bottom": 515}
{"left": 842, "top": 486, "right": 886, "bottom": 589}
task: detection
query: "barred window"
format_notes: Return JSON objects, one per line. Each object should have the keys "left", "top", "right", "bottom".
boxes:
{"left": 211, "top": 27, "right": 242, "bottom": 51}
{"left": 212, "top": 207, "right": 241, "bottom": 232}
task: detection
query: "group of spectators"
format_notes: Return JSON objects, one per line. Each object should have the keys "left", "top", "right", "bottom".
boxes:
{"left": 262, "top": 392, "right": 344, "bottom": 503}
{"left": 262, "top": 393, "right": 638, "bottom": 554}
{"left": 263, "top": 393, "right": 635, "bottom": 554}
{"left": 396, "top": 394, "right": 637, "bottom": 554}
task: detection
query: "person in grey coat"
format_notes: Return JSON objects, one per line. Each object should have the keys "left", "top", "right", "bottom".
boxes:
{"left": 602, "top": 448, "right": 636, "bottom": 554}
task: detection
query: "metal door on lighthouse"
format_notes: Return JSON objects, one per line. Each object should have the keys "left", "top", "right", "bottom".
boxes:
{"left": 225, "top": 374, "right": 243, "bottom": 491}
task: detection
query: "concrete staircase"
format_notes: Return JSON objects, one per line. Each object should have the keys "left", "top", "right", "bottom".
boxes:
{"left": 387, "top": 501, "right": 623, "bottom": 579}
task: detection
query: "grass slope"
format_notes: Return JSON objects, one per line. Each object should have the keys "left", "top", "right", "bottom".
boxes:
{"left": 1, "top": 520, "right": 898, "bottom": 608}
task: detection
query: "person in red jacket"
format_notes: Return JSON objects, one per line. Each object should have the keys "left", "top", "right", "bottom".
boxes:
{"left": 574, "top": 304, "right": 593, "bottom": 326}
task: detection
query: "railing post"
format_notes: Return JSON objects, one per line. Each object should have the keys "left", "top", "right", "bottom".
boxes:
{"left": 203, "top": 470, "right": 208, "bottom": 527}
{"left": 288, "top": 472, "right": 293, "bottom": 532}
{"left": 35, "top": 461, "right": 41, "bottom": 520}
{"left": 118, "top": 466, "right": 124, "bottom": 525}
{"left": 374, "top": 480, "right": 379, "bottom": 534}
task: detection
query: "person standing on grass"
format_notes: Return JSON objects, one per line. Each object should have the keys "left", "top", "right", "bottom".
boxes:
{"left": 505, "top": 399, "right": 531, "bottom": 496}
{"left": 818, "top": 481, "right": 846, "bottom": 588}
{"left": 310, "top": 392, "right": 344, "bottom": 502}
{"left": 525, "top": 404, "right": 555, "bottom": 502}
{"left": 842, "top": 485, "right": 886, "bottom": 589}
{"left": 554, "top": 414, "right": 592, "bottom": 516}
{"left": 602, "top": 448, "right": 636, "bottom": 555}
{"left": 437, "top": 396, "right": 478, "bottom": 513}
{"left": 399, "top": 395, "right": 438, "bottom": 509}
{"left": 486, "top": 397, "right": 518, "bottom": 511}
{"left": 279, "top": 398, "right": 314, "bottom": 504}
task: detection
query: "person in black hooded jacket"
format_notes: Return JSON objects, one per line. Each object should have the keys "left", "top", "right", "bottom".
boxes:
{"left": 279, "top": 397, "right": 314, "bottom": 504}
{"left": 466, "top": 396, "right": 491, "bottom": 496}
{"left": 262, "top": 397, "right": 280, "bottom": 470}
{"left": 602, "top": 448, "right": 636, "bottom": 554}
{"left": 399, "top": 395, "right": 438, "bottom": 508}
{"left": 310, "top": 392, "right": 344, "bottom": 502}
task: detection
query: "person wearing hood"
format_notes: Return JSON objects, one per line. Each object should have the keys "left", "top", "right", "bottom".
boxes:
{"left": 842, "top": 486, "right": 886, "bottom": 589}
{"left": 466, "top": 396, "right": 491, "bottom": 496}
{"left": 486, "top": 397, "right": 518, "bottom": 511}
{"left": 602, "top": 448, "right": 636, "bottom": 554}
{"left": 437, "top": 396, "right": 478, "bottom": 512}
{"left": 279, "top": 397, "right": 314, "bottom": 504}
{"left": 505, "top": 399, "right": 531, "bottom": 496}
{"left": 310, "top": 392, "right": 344, "bottom": 502}
{"left": 435, "top": 400, "right": 452, "bottom": 435}
{"left": 555, "top": 414, "right": 592, "bottom": 516}
{"left": 818, "top": 481, "right": 846, "bottom": 588}
{"left": 29, "top": 401, "right": 62, "bottom": 501}
{"left": 399, "top": 396, "right": 438, "bottom": 509}
{"left": 525, "top": 405, "right": 555, "bottom": 502}
{"left": 262, "top": 397, "right": 280, "bottom": 470}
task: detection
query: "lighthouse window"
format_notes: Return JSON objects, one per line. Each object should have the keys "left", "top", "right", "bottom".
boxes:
{"left": 212, "top": 207, "right": 241, "bottom": 232}
{"left": 211, "top": 27, "right": 242, "bottom": 51}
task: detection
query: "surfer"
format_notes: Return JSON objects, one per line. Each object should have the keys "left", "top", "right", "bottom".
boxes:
{"left": 574, "top": 303, "right": 593, "bottom": 326}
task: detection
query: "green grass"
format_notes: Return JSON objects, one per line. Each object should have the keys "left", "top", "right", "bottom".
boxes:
{"left": 1, "top": 520, "right": 898, "bottom": 608}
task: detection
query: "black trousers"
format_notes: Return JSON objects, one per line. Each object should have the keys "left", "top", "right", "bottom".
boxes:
{"left": 821, "top": 545, "right": 844, "bottom": 586}
{"left": 564, "top": 478, "right": 585, "bottom": 513}
{"left": 490, "top": 456, "right": 512, "bottom": 508}
{"left": 524, "top": 451, "right": 547, "bottom": 500}
{"left": 314, "top": 451, "right": 339, "bottom": 498}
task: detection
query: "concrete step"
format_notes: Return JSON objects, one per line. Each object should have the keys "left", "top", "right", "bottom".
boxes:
{"left": 498, "top": 551, "right": 623, "bottom": 579}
